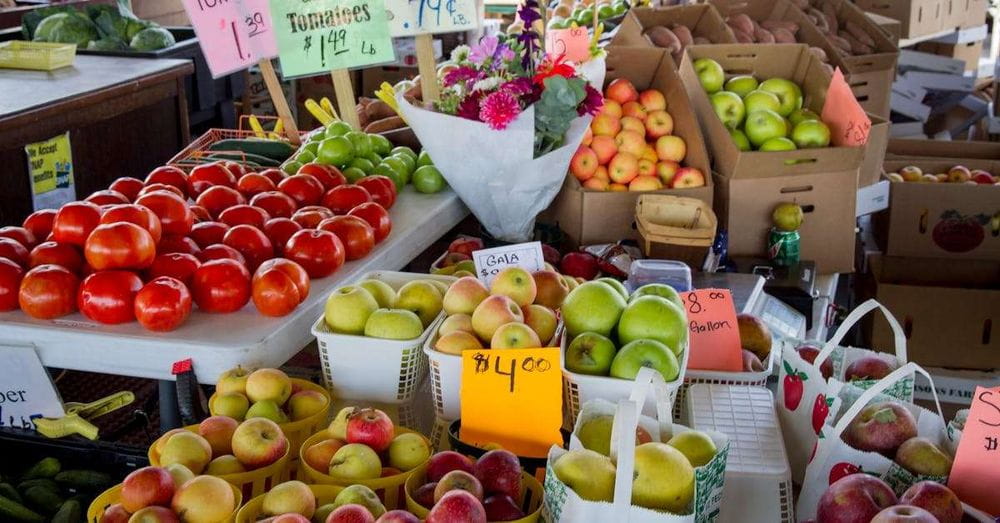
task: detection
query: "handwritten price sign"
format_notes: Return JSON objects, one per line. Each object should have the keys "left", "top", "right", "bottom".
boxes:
{"left": 544, "top": 27, "right": 590, "bottom": 63}
{"left": 947, "top": 386, "right": 1000, "bottom": 515}
{"left": 460, "top": 348, "right": 563, "bottom": 457}
{"left": 182, "top": 0, "right": 278, "bottom": 78}
{"left": 471, "top": 242, "right": 545, "bottom": 287}
{"left": 821, "top": 68, "right": 871, "bottom": 147}
{"left": 270, "top": 0, "right": 395, "bottom": 78}
{"left": 680, "top": 288, "right": 743, "bottom": 372}
{"left": 387, "top": 0, "right": 478, "bottom": 37}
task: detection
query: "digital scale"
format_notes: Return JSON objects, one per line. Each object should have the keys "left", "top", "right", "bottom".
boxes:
{"left": 692, "top": 272, "right": 808, "bottom": 341}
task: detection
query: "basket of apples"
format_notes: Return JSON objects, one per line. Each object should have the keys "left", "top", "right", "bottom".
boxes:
{"left": 298, "top": 406, "right": 431, "bottom": 510}
{"left": 149, "top": 415, "right": 291, "bottom": 499}
{"left": 235, "top": 479, "right": 427, "bottom": 522}
{"left": 423, "top": 266, "right": 566, "bottom": 421}
{"left": 310, "top": 271, "right": 456, "bottom": 403}
{"left": 89, "top": 467, "right": 242, "bottom": 523}
{"left": 403, "top": 449, "right": 544, "bottom": 522}
{"left": 209, "top": 366, "right": 331, "bottom": 458}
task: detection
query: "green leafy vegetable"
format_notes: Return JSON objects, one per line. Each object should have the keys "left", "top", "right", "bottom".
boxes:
{"left": 87, "top": 38, "right": 129, "bottom": 51}
{"left": 129, "top": 27, "right": 175, "bottom": 51}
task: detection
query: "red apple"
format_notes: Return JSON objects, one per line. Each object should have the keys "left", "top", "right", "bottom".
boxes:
{"left": 375, "top": 510, "right": 420, "bottom": 523}
{"left": 128, "top": 505, "right": 180, "bottom": 522}
{"left": 121, "top": 466, "right": 175, "bottom": 512}
{"left": 796, "top": 344, "right": 833, "bottom": 379}
{"left": 669, "top": 167, "right": 706, "bottom": 189}
{"left": 483, "top": 494, "right": 525, "bottom": 521}
{"left": 844, "top": 401, "right": 917, "bottom": 456}
{"left": 559, "top": 251, "right": 599, "bottom": 280}
{"left": 345, "top": 408, "right": 394, "bottom": 452}
{"left": 972, "top": 172, "right": 995, "bottom": 184}
{"left": 434, "top": 470, "right": 484, "bottom": 502}
{"left": 412, "top": 482, "right": 437, "bottom": 508}
{"left": 473, "top": 450, "right": 521, "bottom": 499}
{"left": 100, "top": 503, "right": 131, "bottom": 523}
{"left": 605, "top": 78, "right": 638, "bottom": 105}
{"left": 870, "top": 505, "right": 938, "bottom": 522}
{"left": 271, "top": 515, "right": 311, "bottom": 523}
{"left": 845, "top": 356, "right": 895, "bottom": 381}
{"left": 426, "top": 490, "right": 487, "bottom": 523}
{"left": 900, "top": 481, "right": 963, "bottom": 523}
{"left": 448, "top": 237, "right": 484, "bottom": 257}
{"left": 817, "top": 474, "right": 897, "bottom": 523}
{"left": 426, "top": 451, "right": 475, "bottom": 482}
{"left": 327, "top": 504, "right": 376, "bottom": 523}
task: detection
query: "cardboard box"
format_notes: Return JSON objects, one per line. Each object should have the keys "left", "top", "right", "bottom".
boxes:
{"left": 865, "top": 12, "right": 902, "bottom": 46}
{"left": 611, "top": 4, "right": 737, "bottom": 52}
{"left": 865, "top": 254, "right": 1000, "bottom": 371}
{"left": 941, "top": 0, "right": 989, "bottom": 30}
{"left": 853, "top": 0, "right": 945, "bottom": 40}
{"left": 916, "top": 40, "right": 984, "bottom": 72}
{"left": 880, "top": 158, "right": 1000, "bottom": 261}
{"left": 913, "top": 367, "right": 1000, "bottom": 420}
{"left": 541, "top": 47, "right": 713, "bottom": 246}
{"left": 678, "top": 44, "right": 864, "bottom": 180}
{"left": 859, "top": 113, "right": 890, "bottom": 187}
{"left": 887, "top": 138, "right": 1000, "bottom": 160}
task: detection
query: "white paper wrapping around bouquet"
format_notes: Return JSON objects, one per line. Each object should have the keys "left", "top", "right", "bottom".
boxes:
{"left": 398, "top": 96, "right": 593, "bottom": 243}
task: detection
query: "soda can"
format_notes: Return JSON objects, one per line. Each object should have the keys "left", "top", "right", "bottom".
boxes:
{"left": 768, "top": 227, "right": 800, "bottom": 266}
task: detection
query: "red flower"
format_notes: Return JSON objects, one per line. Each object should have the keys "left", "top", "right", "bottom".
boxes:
{"left": 533, "top": 54, "right": 576, "bottom": 85}
{"left": 479, "top": 90, "right": 522, "bottom": 130}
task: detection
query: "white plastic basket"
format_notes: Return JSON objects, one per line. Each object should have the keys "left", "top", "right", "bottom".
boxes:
{"left": 312, "top": 271, "right": 455, "bottom": 403}
{"left": 674, "top": 339, "right": 779, "bottom": 423}
{"left": 687, "top": 384, "right": 793, "bottom": 523}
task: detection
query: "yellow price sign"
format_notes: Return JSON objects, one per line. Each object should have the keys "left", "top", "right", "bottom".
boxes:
{"left": 25, "top": 132, "right": 75, "bottom": 210}
{"left": 460, "top": 347, "right": 563, "bottom": 458}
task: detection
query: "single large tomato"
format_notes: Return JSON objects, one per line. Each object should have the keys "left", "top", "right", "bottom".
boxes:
{"left": 236, "top": 173, "right": 277, "bottom": 198}
{"left": 218, "top": 160, "right": 245, "bottom": 180}
{"left": 108, "top": 177, "right": 145, "bottom": 201}
{"left": 197, "top": 244, "right": 246, "bottom": 266}
{"left": 29, "top": 242, "right": 84, "bottom": 273}
{"left": 0, "top": 238, "right": 30, "bottom": 268}
{"left": 135, "top": 276, "right": 192, "bottom": 332}
{"left": 318, "top": 215, "right": 375, "bottom": 261}
{"left": 192, "top": 258, "right": 251, "bottom": 313}
{"left": 0, "top": 258, "right": 24, "bottom": 311}
{"left": 189, "top": 205, "right": 212, "bottom": 222}
{"left": 356, "top": 175, "right": 397, "bottom": 209}
{"left": 157, "top": 235, "right": 202, "bottom": 257}
{"left": 250, "top": 191, "right": 298, "bottom": 219}
{"left": 251, "top": 268, "right": 300, "bottom": 317}
{"left": 219, "top": 205, "right": 271, "bottom": 229}
{"left": 19, "top": 264, "right": 79, "bottom": 319}
{"left": 189, "top": 162, "right": 237, "bottom": 191}
{"left": 51, "top": 202, "right": 102, "bottom": 247}
{"left": 322, "top": 185, "right": 372, "bottom": 215}
{"left": 291, "top": 206, "right": 334, "bottom": 229}
{"left": 284, "top": 229, "right": 344, "bottom": 278}
{"left": 139, "top": 183, "right": 185, "bottom": 199}
{"left": 146, "top": 253, "right": 200, "bottom": 287}
{"left": 145, "top": 166, "right": 190, "bottom": 197}
{"left": 84, "top": 223, "right": 155, "bottom": 271}
{"left": 255, "top": 258, "right": 309, "bottom": 301}
{"left": 188, "top": 180, "right": 213, "bottom": 199}
{"left": 348, "top": 202, "right": 392, "bottom": 243}
{"left": 135, "top": 191, "right": 194, "bottom": 236}
{"left": 85, "top": 190, "right": 130, "bottom": 207}
{"left": 196, "top": 185, "right": 246, "bottom": 219}
{"left": 0, "top": 226, "right": 38, "bottom": 249}
{"left": 77, "top": 270, "right": 143, "bottom": 324}
{"left": 22, "top": 209, "right": 57, "bottom": 241}
{"left": 222, "top": 224, "right": 273, "bottom": 270}
{"left": 189, "top": 221, "right": 230, "bottom": 248}
{"left": 297, "top": 163, "right": 347, "bottom": 190}
{"left": 100, "top": 204, "right": 163, "bottom": 244}
{"left": 258, "top": 168, "right": 286, "bottom": 186}
{"left": 278, "top": 174, "right": 325, "bottom": 207}
{"left": 262, "top": 218, "right": 302, "bottom": 256}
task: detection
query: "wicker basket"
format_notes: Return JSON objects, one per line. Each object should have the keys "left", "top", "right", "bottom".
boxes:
{"left": 0, "top": 41, "right": 75, "bottom": 70}
{"left": 635, "top": 194, "right": 717, "bottom": 268}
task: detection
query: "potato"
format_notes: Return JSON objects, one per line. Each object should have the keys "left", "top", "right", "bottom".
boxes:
{"left": 760, "top": 20, "right": 799, "bottom": 34}
{"left": 364, "top": 116, "right": 406, "bottom": 133}
{"left": 772, "top": 27, "right": 797, "bottom": 44}
{"left": 841, "top": 31, "right": 873, "bottom": 55}
{"left": 846, "top": 21, "right": 875, "bottom": 47}
{"left": 807, "top": 46, "right": 828, "bottom": 62}
{"left": 827, "top": 33, "right": 852, "bottom": 53}
{"left": 670, "top": 24, "right": 694, "bottom": 48}
{"left": 365, "top": 100, "right": 397, "bottom": 121}
{"left": 807, "top": 8, "right": 829, "bottom": 32}
{"left": 754, "top": 26, "right": 776, "bottom": 43}
{"left": 820, "top": 3, "right": 839, "bottom": 33}
{"left": 732, "top": 27, "right": 754, "bottom": 43}
{"left": 727, "top": 14, "right": 755, "bottom": 36}
{"left": 693, "top": 36, "right": 712, "bottom": 45}
{"left": 645, "top": 26, "right": 682, "bottom": 53}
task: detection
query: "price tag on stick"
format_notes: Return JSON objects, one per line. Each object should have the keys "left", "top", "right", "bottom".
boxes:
{"left": 460, "top": 348, "right": 563, "bottom": 457}
{"left": 947, "top": 386, "right": 1000, "bottom": 515}
{"left": 680, "top": 288, "right": 744, "bottom": 372}
{"left": 0, "top": 345, "right": 64, "bottom": 431}
{"left": 182, "top": 0, "right": 278, "bottom": 78}
{"left": 386, "top": 0, "right": 478, "bottom": 37}
{"left": 545, "top": 27, "right": 589, "bottom": 63}
{"left": 821, "top": 68, "right": 871, "bottom": 147}
{"left": 472, "top": 242, "right": 545, "bottom": 287}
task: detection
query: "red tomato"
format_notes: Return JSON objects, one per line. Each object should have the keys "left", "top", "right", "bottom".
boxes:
{"left": 196, "top": 185, "right": 246, "bottom": 219}
{"left": 222, "top": 224, "right": 273, "bottom": 270}
{"left": 18, "top": 264, "right": 79, "bottom": 319}
{"left": 146, "top": 253, "right": 200, "bottom": 287}
{"left": 135, "top": 276, "right": 192, "bottom": 331}
{"left": 22, "top": 209, "right": 57, "bottom": 241}
{"left": 259, "top": 168, "right": 286, "bottom": 186}
{"left": 256, "top": 258, "right": 309, "bottom": 301}
{"left": 219, "top": 205, "right": 271, "bottom": 229}
{"left": 0, "top": 258, "right": 24, "bottom": 311}
{"left": 250, "top": 191, "right": 297, "bottom": 218}
{"left": 278, "top": 174, "right": 325, "bottom": 207}
{"left": 189, "top": 161, "right": 237, "bottom": 190}
{"left": 85, "top": 190, "right": 129, "bottom": 206}
{"left": 135, "top": 191, "right": 194, "bottom": 236}
{"left": 219, "top": 160, "right": 245, "bottom": 180}
{"left": 100, "top": 204, "right": 163, "bottom": 244}
{"left": 357, "top": 175, "right": 397, "bottom": 209}
{"left": 145, "top": 166, "right": 190, "bottom": 197}
{"left": 157, "top": 235, "right": 202, "bottom": 256}
{"left": 189, "top": 221, "right": 230, "bottom": 248}
{"left": 77, "top": 270, "right": 143, "bottom": 324}
{"left": 108, "top": 177, "right": 145, "bottom": 201}
{"left": 251, "top": 268, "right": 300, "bottom": 317}
{"left": 284, "top": 229, "right": 344, "bottom": 278}
{"left": 192, "top": 258, "right": 251, "bottom": 313}
{"left": 0, "top": 238, "right": 29, "bottom": 268}
{"left": 139, "top": 183, "right": 185, "bottom": 199}
{"left": 319, "top": 215, "right": 375, "bottom": 261}
{"left": 262, "top": 218, "right": 302, "bottom": 256}
{"left": 197, "top": 244, "right": 246, "bottom": 266}
{"left": 0, "top": 226, "right": 38, "bottom": 249}
{"left": 297, "top": 163, "right": 347, "bottom": 190}
{"left": 29, "top": 242, "right": 84, "bottom": 273}
{"left": 51, "top": 202, "right": 101, "bottom": 247}
{"left": 322, "top": 185, "right": 372, "bottom": 215}
{"left": 84, "top": 222, "right": 156, "bottom": 271}
{"left": 291, "top": 206, "right": 334, "bottom": 229}
{"left": 348, "top": 202, "right": 392, "bottom": 243}
{"left": 189, "top": 180, "right": 214, "bottom": 198}
{"left": 236, "top": 173, "right": 277, "bottom": 198}
{"left": 189, "top": 205, "right": 211, "bottom": 222}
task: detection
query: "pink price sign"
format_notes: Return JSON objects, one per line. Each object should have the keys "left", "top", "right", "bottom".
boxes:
{"left": 544, "top": 26, "right": 590, "bottom": 63}
{"left": 182, "top": 0, "right": 279, "bottom": 78}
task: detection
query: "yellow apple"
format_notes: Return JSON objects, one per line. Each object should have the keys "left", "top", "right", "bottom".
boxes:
{"left": 288, "top": 389, "right": 328, "bottom": 421}
{"left": 387, "top": 432, "right": 431, "bottom": 471}
{"left": 304, "top": 438, "right": 344, "bottom": 472}
{"left": 438, "top": 314, "right": 474, "bottom": 337}
{"left": 165, "top": 464, "right": 194, "bottom": 489}
{"left": 329, "top": 443, "right": 382, "bottom": 480}
{"left": 245, "top": 368, "right": 292, "bottom": 405}
{"left": 232, "top": 417, "right": 288, "bottom": 469}
{"left": 395, "top": 280, "right": 444, "bottom": 327}
{"left": 667, "top": 430, "right": 717, "bottom": 467}
{"left": 491, "top": 322, "right": 541, "bottom": 349}
{"left": 160, "top": 432, "right": 212, "bottom": 475}
{"left": 522, "top": 304, "right": 557, "bottom": 345}
{"left": 357, "top": 279, "right": 397, "bottom": 308}
{"left": 197, "top": 415, "right": 238, "bottom": 457}
{"left": 262, "top": 480, "right": 316, "bottom": 518}
{"left": 155, "top": 428, "right": 187, "bottom": 456}
{"left": 442, "top": 277, "right": 489, "bottom": 316}
{"left": 215, "top": 366, "right": 249, "bottom": 395}
{"left": 435, "top": 331, "right": 484, "bottom": 355}
{"left": 245, "top": 400, "right": 288, "bottom": 424}
{"left": 209, "top": 392, "right": 250, "bottom": 421}
{"left": 205, "top": 455, "right": 246, "bottom": 475}
{"left": 531, "top": 270, "right": 569, "bottom": 309}
{"left": 490, "top": 267, "right": 537, "bottom": 307}
{"left": 471, "top": 295, "right": 523, "bottom": 342}
{"left": 632, "top": 442, "right": 694, "bottom": 513}
{"left": 552, "top": 449, "right": 616, "bottom": 502}
{"left": 171, "top": 475, "right": 235, "bottom": 523}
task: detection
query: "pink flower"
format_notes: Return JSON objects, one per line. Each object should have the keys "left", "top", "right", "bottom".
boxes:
{"left": 479, "top": 90, "right": 522, "bottom": 130}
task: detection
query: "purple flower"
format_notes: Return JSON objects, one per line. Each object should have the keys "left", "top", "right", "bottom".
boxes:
{"left": 456, "top": 90, "right": 485, "bottom": 121}
{"left": 579, "top": 84, "right": 604, "bottom": 116}
{"left": 501, "top": 77, "right": 534, "bottom": 96}
{"left": 443, "top": 65, "right": 482, "bottom": 87}
{"left": 469, "top": 35, "right": 499, "bottom": 65}
{"left": 479, "top": 90, "right": 522, "bottom": 130}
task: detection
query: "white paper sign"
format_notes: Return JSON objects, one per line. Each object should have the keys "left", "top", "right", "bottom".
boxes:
{"left": 387, "top": 0, "right": 478, "bottom": 37}
{"left": 472, "top": 241, "right": 545, "bottom": 287}
{"left": 0, "top": 346, "right": 64, "bottom": 430}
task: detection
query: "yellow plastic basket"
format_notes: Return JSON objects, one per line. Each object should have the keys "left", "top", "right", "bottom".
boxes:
{"left": 0, "top": 41, "right": 76, "bottom": 71}
{"left": 297, "top": 428, "right": 430, "bottom": 510}
{"left": 87, "top": 481, "right": 242, "bottom": 522}
{"left": 403, "top": 463, "right": 543, "bottom": 522}
{"left": 235, "top": 484, "right": 343, "bottom": 523}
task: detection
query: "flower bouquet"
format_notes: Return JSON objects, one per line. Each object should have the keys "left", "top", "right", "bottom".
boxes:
{"left": 397, "top": 0, "right": 605, "bottom": 242}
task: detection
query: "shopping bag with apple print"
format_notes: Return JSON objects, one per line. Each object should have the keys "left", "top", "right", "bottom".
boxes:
{"left": 795, "top": 362, "right": 950, "bottom": 522}
{"left": 777, "top": 299, "right": 912, "bottom": 483}
{"left": 543, "top": 368, "right": 729, "bottom": 523}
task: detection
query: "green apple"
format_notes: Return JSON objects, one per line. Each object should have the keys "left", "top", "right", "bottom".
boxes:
{"left": 596, "top": 277, "right": 628, "bottom": 301}
{"left": 612, "top": 1, "right": 628, "bottom": 15}
{"left": 373, "top": 163, "right": 404, "bottom": 190}
{"left": 329, "top": 444, "right": 382, "bottom": 480}
{"left": 610, "top": 339, "right": 680, "bottom": 381}
{"left": 303, "top": 141, "right": 320, "bottom": 155}
{"left": 295, "top": 149, "right": 316, "bottom": 164}
{"left": 759, "top": 77, "right": 803, "bottom": 117}
{"left": 724, "top": 75, "right": 758, "bottom": 97}
{"left": 561, "top": 281, "right": 627, "bottom": 337}
{"left": 632, "top": 442, "right": 694, "bottom": 512}
{"left": 394, "top": 280, "right": 443, "bottom": 326}
{"left": 358, "top": 279, "right": 397, "bottom": 308}
{"left": 387, "top": 433, "right": 431, "bottom": 471}
{"left": 381, "top": 156, "right": 411, "bottom": 185}
{"left": 391, "top": 146, "right": 417, "bottom": 161}
{"left": 417, "top": 150, "right": 434, "bottom": 167}
{"left": 791, "top": 119, "right": 831, "bottom": 148}
{"left": 281, "top": 160, "right": 302, "bottom": 176}
{"left": 245, "top": 399, "right": 288, "bottom": 424}
{"left": 326, "top": 121, "right": 353, "bottom": 138}
{"left": 307, "top": 130, "right": 326, "bottom": 142}
{"left": 392, "top": 153, "right": 416, "bottom": 175}
{"left": 350, "top": 157, "right": 376, "bottom": 174}
{"left": 574, "top": 8, "right": 593, "bottom": 25}
{"left": 413, "top": 165, "right": 446, "bottom": 193}
{"left": 693, "top": 58, "right": 725, "bottom": 94}
{"left": 343, "top": 167, "right": 366, "bottom": 183}
{"left": 552, "top": 449, "right": 616, "bottom": 502}
{"left": 318, "top": 136, "right": 355, "bottom": 167}
{"left": 324, "top": 285, "right": 379, "bottom": 334}
{"left": 597, "top": 4, "right": 615, "bottom": 20}
{"left": 744, "top": 109, "right": 788, "bottom": 148}
{"left": 630, "top": 283, "right": 683, "bottom": 310}
{"left": 617, "top": 296, "right": 688, "bottom": 354}
{"left": 565, "top": 332, "right": 616, "bottom": 375}
{"left": 709, "top": 91, "right": 745, "bottom": 130}
{"left": 333, "top": 485, "right": 385, "bottom": 517}
{"left": 729, "top": 128, "right": 751, "bottom": 151}
{"left": 364, "top": 308, "right": 425, "bottom": 340}
{"left": 788, "top": 108, "right": 821, "bottom": 126}
{"left": 742, "top": 89, "right": 782, "bottom": 115}
{"left": 369, "top": 133, "right": 392, "bottom": 156}
{"left": 759, "top": 137, "right": 797, "bottom": 151}
{"left": 210, "top": 392, "right": 249, "bottom": 420}
{"left": 772, "top": 202, "right": 804, "bottom": 231}
{"left": 667, "top": 430, "right": 717, "bottom": 467}
{"left": 315, "top": 504, "right": 336, "bottom": 523}
{"left": 346, "top": 131, "right": 372, "bottom": 158}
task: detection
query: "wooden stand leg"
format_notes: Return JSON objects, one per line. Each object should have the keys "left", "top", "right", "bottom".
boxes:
{"left": 330, "top": 69, "right": 361, "bottom": 130}
{"left": 415, "top": 33, "right": 440, "bottom": 103}
{"left": 258, "top": 59, "right": 301, "bottom": 144}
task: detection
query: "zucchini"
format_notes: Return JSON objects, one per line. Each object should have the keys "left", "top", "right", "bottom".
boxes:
{"left": 0, "top": 483, "right": 22, "bottom": 503}
{"left": 17, "top": 479, "right": 57, "bottom": 494}
{"left": 54, "top": 470, "right": 113, "bottom": 491}
{"left": 205, "top": 151, "right": 275, "bottom": 167}
{"left": 21, "top": 457, "right": 60, "bottom": 480}
{"left": 22, "top": 485, "right": 63, "bottom": 515}
{"left": 51, "top": 498, "right": 81, "bottom": 523}
{"left": 0, "top": 495, "right": 43, "bottom": 523}
{"left": 207, "top": 138, "right": 296, "bottom": 162}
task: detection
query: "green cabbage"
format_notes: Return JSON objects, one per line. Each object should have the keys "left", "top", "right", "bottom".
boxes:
{"left": 87, "top": 38, "right": 128, "bottom": 51}
{"left": 33, "top": 12, "right": 99, "bottom": 47}
{"left": 129, "top": 27, "right": 175, "bottom": 52}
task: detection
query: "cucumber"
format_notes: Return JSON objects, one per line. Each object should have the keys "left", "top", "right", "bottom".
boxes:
{"left": 54, "top": 470, "right": 113, "bottom": 491}
{"left": 51, "top": 499, "right": 81, "bottom": 523}
{"left": 21, "top": 457, "right": 60, "bottom": 480}
{"left": 205, "top": 151, "right": 276, "bottom": 167}
{"left": 17, "top": 479, "right": 57, "bottom": 493}
{"left": 22, "top": 485, "right": 62, "bottom": 515}
{"left": 0, "top": 495, "right": 43, "bottom": 522}
{"left": 207, "top": 138, "right": 296, "bottom": 162}
{"left": 0, "top": 483, "right": 22, "bottom": 503}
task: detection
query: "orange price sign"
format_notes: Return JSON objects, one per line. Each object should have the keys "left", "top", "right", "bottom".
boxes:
{"left": 460, "top": 348, "right": 563, "bottom": 457}
{"left": 821, "top": 68, "right": 871, "bottom": 147}
{"left": 679, "top": 288, "right": 743, "bottom": 372}
{"left": 544, "top": 26, "right": 590, "bottom": 63}
{"left": 947, "top": 386, "right": 1000, "bottom": 515}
